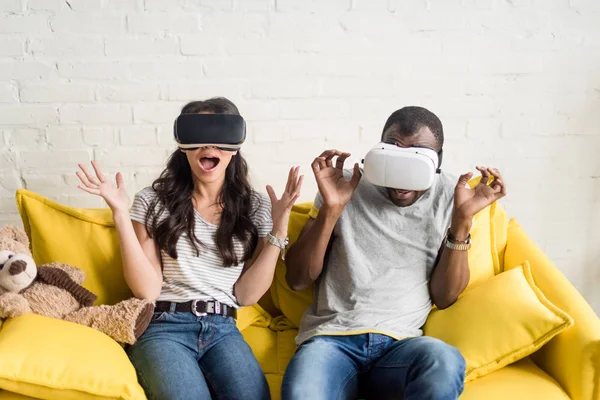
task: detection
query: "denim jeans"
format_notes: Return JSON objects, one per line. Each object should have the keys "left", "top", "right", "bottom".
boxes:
{"left": 127, "top": 312, "right": 270, "bottom": 400}
{"left": 281, "top": 333, "right": 465, "bottom": 400}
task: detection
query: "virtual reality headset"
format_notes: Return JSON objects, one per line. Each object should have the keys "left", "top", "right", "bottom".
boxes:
{"left": 174, "top": 114, "right": 246, "bottom": 152}
{"left": 362, "top": 143, "right": 441, "bottom": 191}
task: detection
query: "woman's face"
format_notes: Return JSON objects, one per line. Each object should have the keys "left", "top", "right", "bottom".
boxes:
{"left": 183, "top": 110, "right": 238, "bottom": 185}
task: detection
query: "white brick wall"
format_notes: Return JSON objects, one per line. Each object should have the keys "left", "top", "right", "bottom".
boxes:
{"left": 1, "top": 0, "right": 599, "bottom": 311}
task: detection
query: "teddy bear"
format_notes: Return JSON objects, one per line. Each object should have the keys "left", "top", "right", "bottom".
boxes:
{"left": 0, "top": 225, "right": 154, "bottom": 345}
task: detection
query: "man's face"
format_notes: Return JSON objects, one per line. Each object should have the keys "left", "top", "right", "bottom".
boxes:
{"left": 381, "top": 125, "right": 440, "bottom": 207}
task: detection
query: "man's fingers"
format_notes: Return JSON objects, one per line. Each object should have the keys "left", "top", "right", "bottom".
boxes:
{"left": 457, "top": 172, "right": 473, "bottom": 188}
{"left": 79, "top": 164, "right": 100, "bottom": 186}
{"left": 492, "top": 177, "right": 507, "bottom": 197}
{"left": 318, "top": 149, "right": 342, "bottom": 159}
{"left": 335, "top": 152, "right": 351, "bottom": 169}
{"left": 266, "top": 185, "right": 278, "bottom": 204}
{"left": 91, "top": 161, "right": 106, "bottom": 183}
{"left": 311, "top": 158, "right": 321, "bottom": 174}
{"left": 349, "top": 163, "right": 362, "bottom": 189}
{"left": 489, "top": 167, "right": 504, "bottom": 183}
{"left": 477, "top": 166, "right": 491, "bottom": 185}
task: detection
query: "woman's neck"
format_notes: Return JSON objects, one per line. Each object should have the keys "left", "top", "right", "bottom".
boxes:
{"left": 191, "top": 177, "right": 224, "bottom": 209}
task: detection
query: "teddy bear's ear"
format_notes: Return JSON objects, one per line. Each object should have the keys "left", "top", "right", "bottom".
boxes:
{"left": 0, "top": 225, "right": 30, "bottom": 249}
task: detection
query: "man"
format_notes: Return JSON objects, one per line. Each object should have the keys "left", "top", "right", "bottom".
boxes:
{"left": 281, "top": 106, "right": 507, "bottom": 400}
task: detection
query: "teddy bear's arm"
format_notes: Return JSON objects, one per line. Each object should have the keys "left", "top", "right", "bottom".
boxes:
{"left": 0, "top": 292, "right": 31, "bottom": 318}
{"left": 41, "top": 262, "right": 86, "bottom": 284}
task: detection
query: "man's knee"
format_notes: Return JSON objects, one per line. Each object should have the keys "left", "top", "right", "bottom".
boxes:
{"left": 282, "top": 337, "right": 356, "bottom": 400}
{"left": 415, "top": 337, "right": 466, "bottom": 382}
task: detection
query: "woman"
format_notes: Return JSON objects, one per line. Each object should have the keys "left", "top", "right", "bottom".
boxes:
{"left": 76, "top": 97, "right": 303, "bottom": 400}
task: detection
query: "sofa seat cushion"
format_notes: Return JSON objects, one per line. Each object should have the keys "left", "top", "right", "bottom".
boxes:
{"left": 461, "top": 357, "right": 569, "bottom": 400}
{"left": 0, "top": 314, "right": 146, "bottom": 400}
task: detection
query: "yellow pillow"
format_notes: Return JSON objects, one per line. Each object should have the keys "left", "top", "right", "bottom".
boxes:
{"left": 0, "top": 314, "right": 146, "bottom": 400}
{"left": 423, "top": 262, "right": 574, "bottom": 382}
{"left": 16, "top": 189, "right": 130, "bottom": 306}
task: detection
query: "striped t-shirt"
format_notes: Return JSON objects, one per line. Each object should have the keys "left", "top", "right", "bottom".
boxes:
{"left": 130, "top": 187, "right": 273, "bottom": 308}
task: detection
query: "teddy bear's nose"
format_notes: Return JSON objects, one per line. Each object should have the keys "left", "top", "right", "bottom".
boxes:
{"left": 9, "top": 260, "right": 26, "bottom": 276}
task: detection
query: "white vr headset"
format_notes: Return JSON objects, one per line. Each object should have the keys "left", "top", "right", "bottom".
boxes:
{"left": 362, "top": 143, "right": 442, "bottom": 191}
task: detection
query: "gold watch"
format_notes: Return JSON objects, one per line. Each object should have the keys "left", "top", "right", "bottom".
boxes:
{"left": 444, "top": 229, "right": 472, "bottom": 251}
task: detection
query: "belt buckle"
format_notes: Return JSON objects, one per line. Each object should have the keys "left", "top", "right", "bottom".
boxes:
{"left": 191, "top": 300, "right": 207, "bottom": 317}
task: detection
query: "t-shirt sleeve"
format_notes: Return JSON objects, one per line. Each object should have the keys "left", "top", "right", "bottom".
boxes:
{"left": 252, "top": 192, "right": 273, "bottom": 237}
{"left": 130, "top": 188, "right": 153, "bottom": 225}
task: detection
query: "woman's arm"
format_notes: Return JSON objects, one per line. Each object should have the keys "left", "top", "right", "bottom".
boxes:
{"left": 77, "top": 162, "right": 163, "bottom": 301}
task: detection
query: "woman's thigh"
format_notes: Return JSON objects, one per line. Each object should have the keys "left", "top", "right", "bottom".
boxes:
{"left": 199, "top": 327, "right": 270, "bottom": 400}
{"left": 128, "top": 312, "right": 211, "bottom": 400}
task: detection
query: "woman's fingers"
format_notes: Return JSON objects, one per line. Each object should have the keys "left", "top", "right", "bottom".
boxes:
{"left": 285, "top": 166, "right": 295, "bottom": 193}
{"left": 76, "top": 171, "right": 97, "bottom": 189}
{"left": 77, "top": 185, "right": 100, "bottom": 195}
{"left": 78, "top": 164, "right": 100, "bottom": 186}
{"left": 91, "top": 161, "right": 106, "bottom": 183}
{"left": 266, "top": 185, "right": 278, "bottom": 204}
{"left": 115, "top": 172, "right": 124, "bottom": 189}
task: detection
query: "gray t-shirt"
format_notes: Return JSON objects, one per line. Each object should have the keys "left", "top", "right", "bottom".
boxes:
{"left": 296, "top": 170, "right": 456, "bottom": 344}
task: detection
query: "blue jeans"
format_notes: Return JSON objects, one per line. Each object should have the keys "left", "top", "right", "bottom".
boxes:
{"left": 281, "top": 334, "right": 465, "bottom": 400}
{"left": 128, "top": 312, "right": 270, "bottom": 400}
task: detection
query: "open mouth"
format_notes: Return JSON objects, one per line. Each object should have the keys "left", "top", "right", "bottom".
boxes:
{"left": 198, "top": 156, "right": 220, "bottom": 172}
{"left": 391, "top": 189, "right": 415, "bottom": 200}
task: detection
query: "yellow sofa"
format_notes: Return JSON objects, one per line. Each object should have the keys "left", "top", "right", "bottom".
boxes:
{"left": 0, "top": 189, "right": 597, "bottom": 400}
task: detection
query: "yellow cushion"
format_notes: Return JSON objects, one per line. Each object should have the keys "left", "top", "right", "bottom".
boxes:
{"left": 0, "top": 391, "right": 39, "bottom": 400}
{"left": 16, "top": 189, "right": 130, "bottom": 306}
{"left": 461, "top": 357, "right": 569, "bottom": 400}
{"left": 0, "top": 314, "right": 146, "bottom": 400}
{"left": 424, "top": 263, "right": 574, "bottom": 382}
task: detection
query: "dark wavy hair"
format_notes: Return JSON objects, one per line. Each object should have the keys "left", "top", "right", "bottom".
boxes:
{"left": 144, "top": 97, "right": 259, "bottom": 267}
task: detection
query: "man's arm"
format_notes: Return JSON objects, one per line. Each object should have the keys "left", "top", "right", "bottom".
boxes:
{"left": 429, "top": 215, "right": 471, "bottom": 309}
{"left": 430, "top": 167, "right": 506, "bottom": 309}
{"left": 285, "top": 205, "right": 341, "bottom": 291}
{"left": 285, "top": 149, "right": 362, "bottom": 291}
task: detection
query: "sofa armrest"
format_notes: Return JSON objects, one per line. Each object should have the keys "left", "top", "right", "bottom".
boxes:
{"left": 504, "top": 219, "right": 600, "bottom": 400}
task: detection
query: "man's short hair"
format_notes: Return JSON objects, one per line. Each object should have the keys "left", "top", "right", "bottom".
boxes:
{"left": 381, "top": 106, "right": 444, "bottom": 150}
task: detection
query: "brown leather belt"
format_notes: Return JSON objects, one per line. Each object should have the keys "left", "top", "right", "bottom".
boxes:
{"left": 155, "top": 300, "right": 237, "bottom": 319}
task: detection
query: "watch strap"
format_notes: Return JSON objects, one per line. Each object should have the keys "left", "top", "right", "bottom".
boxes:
{"left": 266, "top": 232, "right": 290, "bottom": 260}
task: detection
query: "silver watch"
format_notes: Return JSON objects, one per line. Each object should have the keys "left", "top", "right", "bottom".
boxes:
{"left": 266, "top": 232, "right": 290, "bottom": 260}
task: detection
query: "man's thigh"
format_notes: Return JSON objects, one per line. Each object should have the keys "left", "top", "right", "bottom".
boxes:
{"left": 281, "top": 336, "right": 361, "bottom": 400}
{"left": 366, "top": 336, "right": 465, "bottom": 400}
